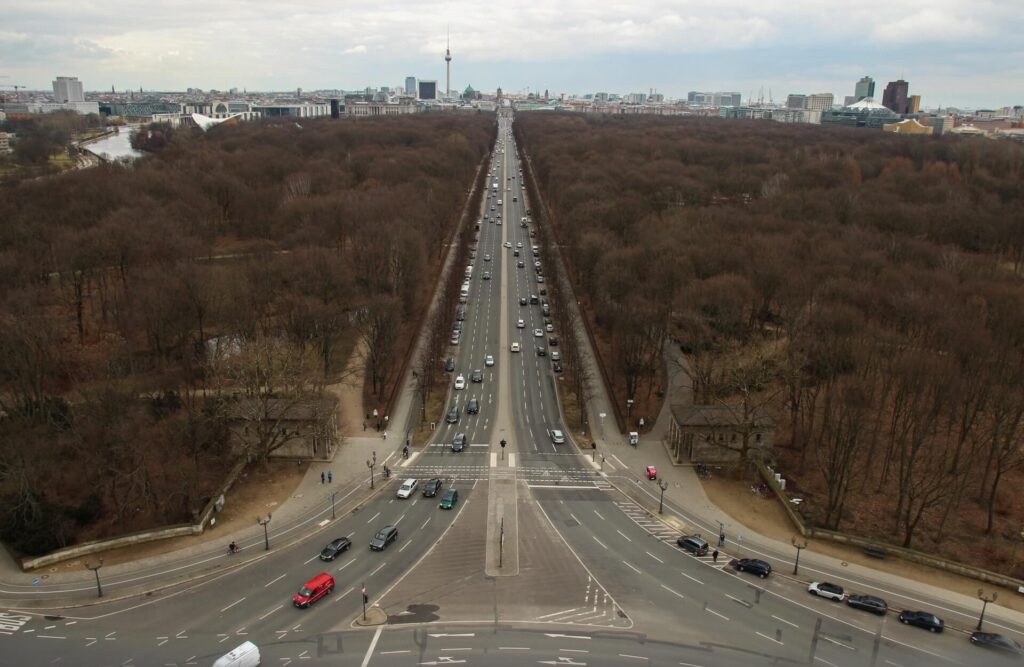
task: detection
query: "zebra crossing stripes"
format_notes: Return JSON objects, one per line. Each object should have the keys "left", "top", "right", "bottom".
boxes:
{"left": 532, "top": 575, "right": 628, "bottom": 628}
{"left": 613, "top": 500, "right": 732, "bottom": 571}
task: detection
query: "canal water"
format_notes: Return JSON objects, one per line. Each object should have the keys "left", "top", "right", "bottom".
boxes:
{"left": 86, "top": 127, "right": 143, "bottom": 161}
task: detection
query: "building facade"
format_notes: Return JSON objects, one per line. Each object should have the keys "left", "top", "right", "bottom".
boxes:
{"left": 53, "top": 76, "right": 85, "bottom": 103}
{"left": 666, "top": 405, "right": 774, "bottom": 466}
{"left": 405, "top": 76, "right": 417, "bottom": 95}
{"left": 854, "top": 76, "right": 875, "bottom": 101}
{"left": 786, "top": 94, "right": 806, "bottom": 109}
{"left": 882, "top": 79, "right": 910, "bottom": 114}
{"left": 417, "top": 80, "right": 438, "bottom": 100}
{"left": 805, "top": 93, "right": 834, "bottom": 112}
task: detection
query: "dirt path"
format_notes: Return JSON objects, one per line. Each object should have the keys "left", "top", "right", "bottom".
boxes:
{"left": 325, "top": 337, "right": 368, "bottom": 438}
{"left": 701, "top": 477, "right": 1024, "bottom": 615}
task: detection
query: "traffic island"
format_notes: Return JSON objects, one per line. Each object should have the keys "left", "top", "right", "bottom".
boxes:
{"left": 355, "top": 604, "right": 387, "bottom": 626}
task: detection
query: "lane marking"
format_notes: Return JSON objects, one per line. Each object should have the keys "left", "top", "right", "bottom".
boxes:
{"left": 365, "top": 511, "right": 381, "bottom": 524}
{"left": 622, "top": 561, "right": 642, "bottom": 574}
{"left": 360, "top": 626, "right": 383, "bottom": 667}
{"left": 616, "top": 530, "right": 632, "bottom": 542}
{"left": 259, "top": 605, "right": 283, "bottom": 620}
{"left": 755, "top": 631, "right": 783, "bottom": 645}
{"left": 705, "top": 607, "right": 729, "bottom": 621}
{"left": 679, "top": 571, "right": 704, "bottom": 585}
{"left": 646, "top": 552, "right": 664, "bottom": 564}
{"left": 592, "top": 536, "right": 608, "bottom": 550}
{"left": 220, "top": 597, "right": 245, "bottom": 613}
{"left": 660, "top": 584, "right": 686, "bottom": 600}
{"left": 815, "top": 657, "right": 838, "bottom": 667}
{"left": 264, "top": 574, "right": 287, "bottom": 588}
{"left": 536, "top": 608, "right": 578, "bottom": 620}
{"left": 336, "top": 558, "right": 356, "bottom": 573}
{"left": 772, "top": 614, "right": 799, "bottom": 628}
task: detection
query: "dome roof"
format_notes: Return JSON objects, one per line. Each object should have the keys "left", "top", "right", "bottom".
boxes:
{"left": 845, "top": 98, "right": 890, "bottom": 112}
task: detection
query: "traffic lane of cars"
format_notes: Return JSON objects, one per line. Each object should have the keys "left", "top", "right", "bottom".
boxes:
{"left": 538, "top": 494, "right": 976, "bottom": 665}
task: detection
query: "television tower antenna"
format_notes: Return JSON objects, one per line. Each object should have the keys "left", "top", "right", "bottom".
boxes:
{"left": 445, "top": 26, "right": 452, "bottom": 99}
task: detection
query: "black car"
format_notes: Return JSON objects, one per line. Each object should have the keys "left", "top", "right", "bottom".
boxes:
{"left": 422, "top": 478, "right": 443, "bottom": 498}
{"left": 846, "top": 594, "right": 888, "bottom": 615}
{"left": 443, "top": 357, "right": 455, "bottom": 372}
{"left": 456, "top": 307, "right": 465, "bottom": 321}
{"left": 471, "top": 369, "right": 483, "bottom": 383}
{"left": 445, "top": 405, "right": 459, "bottom": 424}
{"left": 970, "top": 632, "right": 1023, "bottom": 654}
{"left": 548, "top": 336, "right": 558, "bottom": 346}
{"left": 898, "top": 610, "right": 944, "bottom": 633}
{"left": 536, "top": 346, "right": 547, "bottom": 357}
{"left": 676, "top": 535, "right": 709, "bottom": 556}
{"left": 552, "top": 360, "right": 563, "bottom": 373}
{"left": 529, "top": 294, "right": 539, "bottom": 304}
{"left": 369, "top": 525, "right": 398, "bottom": 551}
{"left": 733, "top": 558, "right": 772, "bottom": 578}
{"left": 539, "top": 287, "right": 547, "bottom": 295}
{"left": 467, "top": 398, "right": 480, "bottom": 414}
{"left": 519, "top": 297, "right": 528, "bottom": 306}
{"left": 319, "top": 537, "right": 352, "bottom": 561}
{"left": 452, "top": 433, "right": 466, "bottom": 452}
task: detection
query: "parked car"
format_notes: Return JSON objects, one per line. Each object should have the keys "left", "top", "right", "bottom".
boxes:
{"left": 548, "top": 429, "right": 565, "bottom": 444}
{"left": 445, "top": 405, "right": 459, "bottom": 423}
{"left": 550, "top": 351, "right": 561, "bottom": 362}
{"left": 439, "top": 488, "right": 459, "bottom": 510}
{"left": 545, "top": 323, "right": 554, "bottom": 333}
{"left": 292, "top": 573, "right": 334, "bottom": 608}
{"left": 466, "top": 398, "right": 480, "bottom": 414}
{"left": 443, "top": 357, "right": 455, "bottom": 372}
{"left": 898, "top": 610, "right": 944, "bottom": 632}
{"left": 422, "top": 478, "right": 443, "bottom": 498}
{"left": 846, "top": 594, "right": 888, "bottom": 615}
{"left": 319, "top": 537, "right": 352, "bottom": 561}
{"left": 676, "top": 535, "right": 709, "bottom": 556}
{"left": 733, "top": 558, "right": 772, "bottom": 578}
{"left": 369, "top": 525, "right": 398, "bottom": 551}
{"left": 552, "top": 360, "right": 563, "bottom": 373}
{"left": 548, "top": 336, "right": 558, "bottom": 346}
{"left": 808, "top": 582, "right": 846, "bottom": 602}
{"left": 451, "top": 433, "right": 466, "bottom": 452}
{"left": 970, "top": 632, "right": 1023, "bottom": 654}
{"left": 536, "top": 346, "right": 546, "bottom": 357}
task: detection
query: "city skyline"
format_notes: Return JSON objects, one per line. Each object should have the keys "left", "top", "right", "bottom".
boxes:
{"left": 2, "top": 1, "right": 1023, "bottom": 108}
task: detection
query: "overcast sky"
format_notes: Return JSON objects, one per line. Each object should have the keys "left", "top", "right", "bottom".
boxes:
{"left": 2, "top": 1, "right": 1022, "bottom": 108}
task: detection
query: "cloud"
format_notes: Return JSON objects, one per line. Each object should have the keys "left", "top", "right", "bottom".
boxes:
{"left": 343, "top": 44, "right": 367, "bottom": 55}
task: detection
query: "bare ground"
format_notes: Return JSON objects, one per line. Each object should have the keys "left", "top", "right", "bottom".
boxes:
{"left": 701, "top": 476, "right": 1024, "bottom": 615}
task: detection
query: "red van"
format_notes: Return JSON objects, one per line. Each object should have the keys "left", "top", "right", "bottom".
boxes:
{"left": 292, "top": 572, "right": 334, "bottom": 608}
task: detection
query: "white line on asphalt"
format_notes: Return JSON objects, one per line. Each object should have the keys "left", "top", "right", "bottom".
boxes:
{"left": 499, "top": 647, "right": 530, "bottom": 651}
{"left": 814, "top": 657, "right": 838, "bottom": 667}
{"left": 678, "top": 571, "right": 704, "bottom": 585}
{"left": 771, "top": 614, "right": 799, "bottom": 628}
{"left": 725, "top": 593, "right": 745, "bottom": 605}
{"left": 679, "top": 662, "right": 706, "bottom": 667}
{"left": 820, "top": 636, "right": 855, "bottom": 650}
{"left": 508, "top": 453, "right": 516, "bottom": 467}
{"left": 616, "top": 530, "right": 632, "bottom": 542}
{"left": 490, "top": 452, "right": 497, "bottom": 468}
{"left": 544, "top": 633, "right": 591, "bottom": 640}
{"left": 660, "top": 584, "right": 685, "bottom": 600}
{"left": 264, "top": 574, "right": 287, "bottom": 588}
{"left": 884, "top": 661, "right": 904, "bottom": 667}
{"left": 220, "top": 597, "right": 246, "bottom": 613}
{"left": 258, "top": 605, "right": 282, "bottom": 621}
{"left": 334, "top": 587, "right": 353, "bottom": 603}
{"left": 705, "top": 607, "right": 729, "bottom": 621}
{"left": 592, "top": 536, "right": 608, "bottom": 549}
{"left": 611, "top": 454, "right": 628, "bottom": 469}
{"left": 379, "top": 650, "right": 411, "bottom": 655}
{"left": 336, "top": 558, "right": 356, "bottom": 573}
{"left": 420, "top": 517, "right": 432, "bottom": 529}
{"left": 536, "top": 608, "right": 579, "bottom": 620}
{"left": 440, "top": 647, "right": 472, "bottom": 651}
{"left": 360, "top": 626, "right": 383, "bottom": 667}
{"left": 593, "top": 510, "right": 604, "bottom": 520}
{"left": 394, "top": 513, "right": 406, "bottom": 526}
{"left": 399, "top": 539, "right": 412, "bottom": 553}
{"left": 622, "top": 561, "right": 642, "bottom": 574}
{"left": 646, "top": 551, "right": 664, "bottom": 564}
{"left": 569, "top": 513, "right": 581, "bottom": 524}
{"left": 303, "top": 554, "right": 320, "bottom": 565}
{"left": 619, "top": 655, "right": 647, "bottom": 661}
{"left": 365, "top": 511, "right": 381, "bottom": 524}
{"left": 755, "top": 631, "right": 783, "bottom": 645}
{"left": 560, "top": 648, "right": 589, "bottom": 653}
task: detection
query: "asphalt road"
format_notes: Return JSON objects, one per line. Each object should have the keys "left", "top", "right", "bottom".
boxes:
{"left": 3, "top": 112, "right": 1021, "bottom": 667}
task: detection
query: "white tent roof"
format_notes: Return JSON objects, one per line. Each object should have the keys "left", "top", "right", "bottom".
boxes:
{"left": 845, "top": 98, "right": 890, "bottom": 112}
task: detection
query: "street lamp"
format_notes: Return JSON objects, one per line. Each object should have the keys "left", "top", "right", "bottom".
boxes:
{"left": 257, "top": 513, "right": 272, "bottom": 550}
{"left": 328, "top": 490, "right": 337, "bottom": 520}
{"left": 792, "top": 536, "right": 808, "bottom": 575}
{"left": 84, "top": 559, "right": 104, "bottom": 598}
{"left": 977, "top": 589, "right": 997, "bottom": 631}
{"left": 366, "top": 450, "right": 377, "bottom": 489}
{"left": 626, "top": 399, "right": 634, "bottom": 421}
{"left": 658, "top": 480, "right": 669, "bottom": 514}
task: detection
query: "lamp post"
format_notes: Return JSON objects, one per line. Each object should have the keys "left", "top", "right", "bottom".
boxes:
{"left": 84, "top": 559, "right": 104, "bottom": 598}
{"left": 257, "top": 513, "right": 272, "bottom": 550}
{"left": 328, "top": 490, "right": 337, "bottom": 520}
{"left": 977, "top": 589, "right": 997, "bottom": 631}
{"left": 366, "top": 450, "right": 377, "bottom": 489}
{"left": 792, "top": 536, "right": 808, "bottom": 575}
{"left": 626, "top": 399, "right": 634, "bottom": 421}
{"left": 658, "top": 480, "right": 669, "bottom": 514}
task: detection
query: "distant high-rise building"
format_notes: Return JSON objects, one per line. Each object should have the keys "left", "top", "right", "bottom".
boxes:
{"left": 882, "top": 79, "right": 910, "bottom": 114}
{"left": 418, "top": 80, "right": 438, "bottom": 100}
{"left": 594, "top": 92, "right": 609, "bottom": 103}
{"left": 908, "top": 95, "right": 921, "bottom": 113}
{"left": 854, "top": 76, "right": 875, "bottom": 101}
{"left": 405, "top": 77, "right": 417, "bottom": 95}
{"left": 806, "top": 93, "right": 834, "bottom": 112}
{"left": 53, "top": 76, "right": 84, "bottom": 103}
{"left": 786, "top": 94, "right": 807, "bottom": 109}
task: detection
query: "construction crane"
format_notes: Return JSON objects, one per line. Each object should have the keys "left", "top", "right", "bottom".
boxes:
{"left": 0, "top": 83, "right": 27, "bottom": 102}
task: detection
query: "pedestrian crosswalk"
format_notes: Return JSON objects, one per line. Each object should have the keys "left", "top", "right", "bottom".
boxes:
{"left": 613, "top": 500, "right": 732, "bottom": 571}
{"left": 399, "top": 463, "right": 612, "bottom": 490}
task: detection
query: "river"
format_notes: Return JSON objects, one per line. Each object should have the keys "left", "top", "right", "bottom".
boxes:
{"left": 84, "top": 126, "right": 144, "bottom": 161}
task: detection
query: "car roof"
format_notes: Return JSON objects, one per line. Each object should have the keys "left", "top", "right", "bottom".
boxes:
{"left": 306, "top": 572, "right": 333, "bottom": 585}
{"left": 402, "top": 479, "right": 416, "bottom": 485}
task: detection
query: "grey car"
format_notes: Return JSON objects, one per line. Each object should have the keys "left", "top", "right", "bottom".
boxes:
{"left": 369, "top": 525, "right": 398, "bottom": 551}
{"left": 445, "top": 405, "right": 459, "bottom": 424}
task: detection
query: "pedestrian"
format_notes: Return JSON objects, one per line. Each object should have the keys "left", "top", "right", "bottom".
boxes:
{"left": 639, "top": 417, "right": 645, "bottom": 429}
{"left": 712, "top": 549, "right": 719, "bottom": 564}
{"left": 383, "top": 429, "right": 387, "bottom": 440}
{"left": 362, "top": 421, "right": 367, "bottom": 431}
{"left": 737, "top": 534, "right": 743, "bottom": 545}
{"left": 384, "top": 415, "right": 389, "bottom": 426}
{"left": 328, "top": 471, "right": 333, "bottom": 484}
{"left": 719, "top": 532, "right": 725, "bottom": 547}
{"left": 320, "top": 471, "right": 325, "bottom": 484}
{"left": 372, "top": 408, "right": 378, "bottom": 420}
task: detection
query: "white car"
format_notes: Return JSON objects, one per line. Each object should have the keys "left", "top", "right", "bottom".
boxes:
{"left": 548, "top": 429, "right": 565, "bottom": 445}
{"left": 808, "top": 582, "right": 846, "bottom": 601}
{"left": 510, "top": 342, "right": 520, "bottom": 353}
{"left": 504, "top": 241, "right": 512, "bottom": 248}
{"left": 534, "top": 329, "right": 543, "bottom": 337}
{"left": 484, "top": 254, "right": 491, "bottom": 262}
{"left": 517, "top": 319, "right": 525, "bottom": 329}
{"left": 454, "top": 374, "right": 466, "bottom": 390}
{"left": 396, "top": 479, "right": 418, "bottom": 499}
{"left": 516, "top": 242, "right": 523, "bottom": 248}
{"left": 545, "top": 323, "right": 554, "bottom": 333}
{"left": 485, "top": 355, "right": 495, "bottom": 367}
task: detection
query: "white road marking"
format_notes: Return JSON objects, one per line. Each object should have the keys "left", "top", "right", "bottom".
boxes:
{"left": 646, "top": 552, "right": 664, "bottom": 564}
{"left": 399, "top": 539, "right": 412, "bottom": 553}
{"left": 592, "top": 536, "right": 608, "bottom": 549}
{"left": 756, "top": 631, "right": 783, "bottom": 645}
{"left": 536, "top": 608, "right": 579, "bottom": 620}
{"left": 220, "top": 597, "right": 245, "bottom": 613}
{"left": 498, "top": 647, "right": 530, "bottom": 650}
{"left": 616, "top": 530, "right": 632, "bottom": 541}
{"left": 593, "top": 510, "right": 604, "bottom": 520}
{"left": 619, "top": 655, "right": 647, "bottom": 661}
{"left": 820, "top": 636, "right": 855, "bottom": 650}
{"left": 337, "top": 558, "right": 356, "bottom": 572}
{"left": 365, "top": 511, "right": 381, "bottom": 524}
{"left": 772, "top": 614, "right": 799, "bottom": 628}
{"left": 360, "top": 626, "right": 383, "bottom": 667}
{"left": 622, "top": 561, "right": 642, "bottom": 574}
{"left": 705, "top": 607, "right": 729, "bottom": 621}
{"left": 815, "top": 657, "right": 838, "bottom": 667}
{"left": 258, "top": 605, "right": 282, "bottom": 621}
{"left": 420, "top": 517, "right": 432, "bottom": 529}
{"left": 660, "top": 584, "right": 685, "bottom": 600}
{"left": 303, "top": 554, "right": 320, "bottom": 565}
{"left": 678, "top": 571, "right": 704, "bottom": 585}
{"left": 369, "top": 562, "right": 387, "bottom": 577}
{"left": 264, "top": 573, "right": 287, "bottom": 588}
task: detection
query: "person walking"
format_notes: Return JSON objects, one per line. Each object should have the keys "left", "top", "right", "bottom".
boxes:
{"left": 362, "top": 421, "right": 367, "bottom": 431}
{"left": 327, "top": 471, "right": 333, "bottom": 483}
{"left": 712, "top": 549, "right": 719, "bottom": 564}
{"left": 383, "top": 429, "right": 388, "bottom": 441}
{"left": 320, "top": 471, "right": 325, "bottom": 484}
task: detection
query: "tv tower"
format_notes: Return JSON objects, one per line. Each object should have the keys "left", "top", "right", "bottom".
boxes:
{"left": 445, "top": 27, "right": 452, "bottom": 99}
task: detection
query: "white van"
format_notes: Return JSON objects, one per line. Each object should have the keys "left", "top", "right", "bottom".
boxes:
{"left": 460, "top": 283, "right": 470, "bottom": 301}
{"left": 213, "top": 641, "right": 260, "bottom": 667}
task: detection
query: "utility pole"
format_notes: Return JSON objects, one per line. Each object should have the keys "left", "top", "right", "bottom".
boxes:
{"left": 977, "top": 589, "right": 997, "bottom": 631}
{"left": 658, "top": 480, "right": 669, "bottom": 514}
{"left": 328, "top": 490, "right": 337, "bottom": 520}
